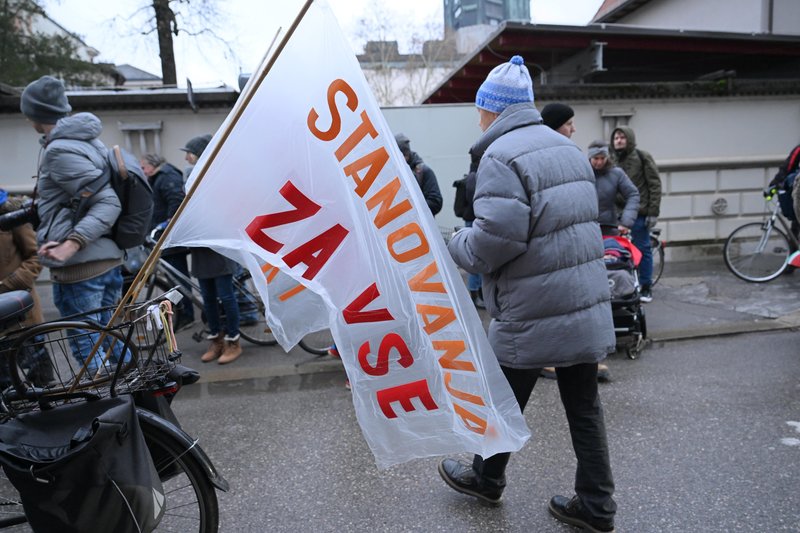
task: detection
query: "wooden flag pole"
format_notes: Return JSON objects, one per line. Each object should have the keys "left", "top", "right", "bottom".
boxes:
{"left": 122, "top": 0, "right": 316, "bottom": 310}
{"left": 70, "top": 0, "right": 316, "bottom": 388}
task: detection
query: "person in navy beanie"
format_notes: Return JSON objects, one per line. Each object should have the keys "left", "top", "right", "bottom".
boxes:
{"left": 439, "top": 55, "right": 617, "bottom": 533}
{"left": 541, "top": 102, "right": 576, "bottom": 138}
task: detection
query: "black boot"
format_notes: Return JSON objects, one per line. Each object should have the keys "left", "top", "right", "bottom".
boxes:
{"left": 438, "top": 458, "right": 504, "bottom": 505}
{"left": 549, "top": 495, "right": 615, "bottom": 532}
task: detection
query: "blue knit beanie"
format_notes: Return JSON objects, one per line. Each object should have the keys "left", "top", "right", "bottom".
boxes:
{"left": 20, "top": 76, "right": 71, "bottom": 124}
{"left": 475, "top": 55, "right": 534, "bottom": 114}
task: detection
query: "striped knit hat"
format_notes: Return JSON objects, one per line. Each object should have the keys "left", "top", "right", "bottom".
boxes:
{"left": 475, "top": 55, "right": 534, "bottom": 114}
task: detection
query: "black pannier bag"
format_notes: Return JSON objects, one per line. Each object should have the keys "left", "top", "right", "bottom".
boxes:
{"left": 0, "top": 395, "right": 164, "bottom": 533}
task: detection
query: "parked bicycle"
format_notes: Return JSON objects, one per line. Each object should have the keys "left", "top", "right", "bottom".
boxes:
{"left": 650, "top": 227, "right": 665, "bottom": 287}
{"left": 0, "top": 289, "right": 227, "bottom": 532}
{"left": 128, "top": 233, "right": 334, "bottom": 356}
{"left": 723, "top": 188, "right": 799, "bottom": 282}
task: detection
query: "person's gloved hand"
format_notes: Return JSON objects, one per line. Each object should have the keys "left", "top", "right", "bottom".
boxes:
{"left": 645, "top": 216, "right": 658, "bottom": 229}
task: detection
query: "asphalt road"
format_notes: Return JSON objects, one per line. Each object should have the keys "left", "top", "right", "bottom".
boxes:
{"left": 171, "top": 328, "right": 800, "bottom": 533}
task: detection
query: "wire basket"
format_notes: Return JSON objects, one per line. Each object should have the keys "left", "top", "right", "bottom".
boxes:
{"left": 0, "top": 294, "right": 182, "bottom": 418}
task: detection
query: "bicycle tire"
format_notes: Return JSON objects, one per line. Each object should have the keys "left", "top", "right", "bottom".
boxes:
{"left": 650, "top": 236, "right": 664, "bottom": 287}
{"left": 298, "top": 328, "right": 335, "bottom": 356}
{"left": 0, "top": 417, "right": 220, "bottom": 532}
{"left": 233, "top": 272, "right": 277, "bottom": 346}
{"left": 723, "top": 222, "right": 791, "bottom": 282}
{"left": 142, "top": 423, "right": 220, "bottom": 533}
{"left": 0, "top": 474, "right": 26, "bottom": 530}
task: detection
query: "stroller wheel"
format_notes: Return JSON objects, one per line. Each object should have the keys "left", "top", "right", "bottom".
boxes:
{"left": 626, "top": 344, "right": 639, "bottom": 359}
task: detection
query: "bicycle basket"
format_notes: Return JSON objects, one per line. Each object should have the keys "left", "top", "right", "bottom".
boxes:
{"left": 0, "top": 296, "right": 182, "bottom": 417}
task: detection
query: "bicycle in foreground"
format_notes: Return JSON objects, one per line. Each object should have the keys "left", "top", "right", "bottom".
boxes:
{"left": 0, "top": 289, "right": 227, "bottom": 532}
{"left": 723, "top": 188, "right": 800, "bottom": 282}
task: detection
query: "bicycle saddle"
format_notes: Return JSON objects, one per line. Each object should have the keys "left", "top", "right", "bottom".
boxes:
{"left": 0, "top": 290, "right": 33, "bottom": 331}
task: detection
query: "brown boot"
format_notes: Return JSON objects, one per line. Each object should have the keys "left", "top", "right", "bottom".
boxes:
{"left": 218, "top": 335, "right": 242, "bottom": 365}
{"left": 200, "top": 334, "right": 224, "bottom": 363}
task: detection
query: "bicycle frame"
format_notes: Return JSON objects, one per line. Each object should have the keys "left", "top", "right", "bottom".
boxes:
{"left": 755, "top": 200, "right": 798, "bottom": 254}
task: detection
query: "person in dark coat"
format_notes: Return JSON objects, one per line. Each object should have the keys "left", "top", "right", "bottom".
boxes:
{"left": 181, "top": 135, "right": 243, "bottom": 365}
{"left": 438, "top": 55, "right": 617, "bottom": 533}
{"left": 141, "top": 153, "right": 194, "bottom": 328}
{"left": 395, "top": 133, "right": 443, "bottom": 216}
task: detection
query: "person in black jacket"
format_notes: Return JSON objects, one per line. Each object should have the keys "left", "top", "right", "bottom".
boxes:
{"left": 454, "top": 149, "right": 484, "bottom": 308}
{"left": 141, "top": 153, "right": 194, "bottom": 329}
{"left": 395, "top": 133, "right": 443, "bottom": 216}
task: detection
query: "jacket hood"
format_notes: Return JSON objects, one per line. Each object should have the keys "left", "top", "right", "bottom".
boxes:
{"left": 611, "top": 125, "right": 637, "bottom": 156}
{"left": 407, "top": 151, "right": 424, "bottom": 168}
{"left": 472, "top": 102, "right": 542, "bottom": 157}
{"left": 46, "top": 112, "right": 103, "bottom": 145}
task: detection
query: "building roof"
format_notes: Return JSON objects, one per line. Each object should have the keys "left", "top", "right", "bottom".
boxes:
{"left": 116, "top": 64, "right": 162, "bottom": 83}
{"left": 591, "top": 0, "right": 655, "bottom": 23}
{"left": 422, "top": 21, "right": 800, "bottom": 104}
{"left": 0, "top": 86, "right": 239, "bottom": 114}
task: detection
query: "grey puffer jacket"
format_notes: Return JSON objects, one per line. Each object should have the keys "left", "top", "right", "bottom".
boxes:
{"left": 448, "top": 102, "right": 615, "bottom": 368}
{"left": 594, "top": 162, "right": 639, "bottom": 229}
{"left": 36, "top": 113, "right": 122, "bottom": 270}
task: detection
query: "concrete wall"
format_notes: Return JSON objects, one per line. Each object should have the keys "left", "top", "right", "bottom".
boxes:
{"left": 380, "top": 95, "right": 800, "bottom": 248}
{"left": 616, "top": 0, "right": 800, "bottom": 36}
{"left": 0, "top": 107, "right": 230, "bottom": 193}
{"left": 3, "top": 93, "right": 799, "bottom": 250}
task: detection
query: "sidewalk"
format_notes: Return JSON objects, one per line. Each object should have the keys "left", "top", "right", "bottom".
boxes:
{"left": 35, "top": 257, "right": 800, "bottom": 384}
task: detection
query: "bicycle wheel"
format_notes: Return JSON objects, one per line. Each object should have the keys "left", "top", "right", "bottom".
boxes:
{"left": 723, "top": 222, "right": 791, "bottom": 282}
{"left": 232, "top": 272, "right": 277, "bottom": 346}
{"left": 142, "top": 423, "right": 219, "bottom": 533}
{"left": 299, "top": 328, "right": 335, "bottom": 356}
{"left": 650, "top": 236, "right": 664, "bottom": 287}
{"left": 0, "top": 473, "right": 26, "bottom": 530}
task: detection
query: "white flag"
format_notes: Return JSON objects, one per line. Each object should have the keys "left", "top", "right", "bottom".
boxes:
{"left": 165, "top": 0, "right": 529, "bottom": 468}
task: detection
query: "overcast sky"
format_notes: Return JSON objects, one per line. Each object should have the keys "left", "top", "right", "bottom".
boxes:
{"left": 43, "top": 0, "right": 605, "bottom": 88}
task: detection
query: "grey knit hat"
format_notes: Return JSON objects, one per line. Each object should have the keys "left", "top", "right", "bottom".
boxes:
{"left": 20, "top": 76, "right": 71, "bottom": 124}
{"left": 180, "top": 134, "right": 212, "bottom": 157}
{"left": 587, "top": 140, "right": 610, "bottom": 159}
{"left": 475, "top": 55, "right": 534, "bottom": 114}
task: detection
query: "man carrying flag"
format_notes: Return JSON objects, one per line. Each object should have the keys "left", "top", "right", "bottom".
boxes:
{"left": 439, "top": 55, "right": 618, "bottom": 533}
{"left": 162, "top": 0, "right": 529, "bottom": 469}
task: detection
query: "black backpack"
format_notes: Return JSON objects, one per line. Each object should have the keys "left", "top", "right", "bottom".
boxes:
{"left": 73, "top": 145, "right": 154, "bottom": 249}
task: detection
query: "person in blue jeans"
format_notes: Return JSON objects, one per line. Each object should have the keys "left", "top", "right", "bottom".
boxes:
{"left": 610, "top": 126, "right": 661, "bottom": 302}
{"left": 181, "top": 135, "right": 243, "bottom": 365}
{"left": 21, "top": 76, "right": 128, "bottom": 374}
{"left": 193, "top": 249, "right": 242, "bottom": 364}
{"left": 53, "top": 269, "right": 127, "bottom": 373}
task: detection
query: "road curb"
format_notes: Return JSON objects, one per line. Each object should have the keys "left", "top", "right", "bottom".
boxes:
{"left": 649, "top": 316, "right": 799, "bottom": 343}
{"left": 196, "top": 357, "right": 343, "bottom": 384}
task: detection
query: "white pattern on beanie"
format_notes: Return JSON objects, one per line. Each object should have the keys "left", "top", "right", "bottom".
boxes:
{"left": 475, "top": 55, "right": 534, "bottom": 114}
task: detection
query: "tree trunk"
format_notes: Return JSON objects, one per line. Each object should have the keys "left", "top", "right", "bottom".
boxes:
{"left": 152, "top": 0, "right": 177, "bottom": 86}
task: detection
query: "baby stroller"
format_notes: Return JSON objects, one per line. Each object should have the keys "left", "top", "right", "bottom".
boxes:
{"left": 603, "top": 236, "right": 647, "bottom": 359}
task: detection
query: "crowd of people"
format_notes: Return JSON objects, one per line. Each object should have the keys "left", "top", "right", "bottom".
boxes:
{"left": 8, "top": 64, "right": 797, "bottom": 533}
{"left": 8, "top": 75, "right": 246, "bottom": 372}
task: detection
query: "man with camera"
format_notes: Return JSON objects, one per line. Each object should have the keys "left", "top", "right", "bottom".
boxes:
{"left": 20, "top": 76, "right": 124, "bottom": 372}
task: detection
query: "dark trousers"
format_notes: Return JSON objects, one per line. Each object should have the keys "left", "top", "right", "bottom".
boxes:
{"left": 474, "top": 363, "right": 616, "bottom": 520}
